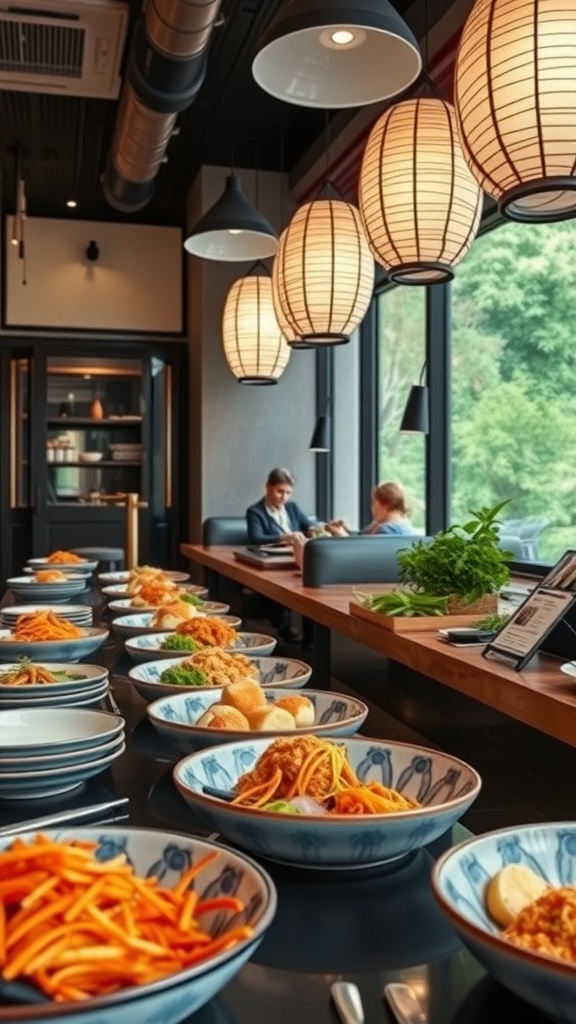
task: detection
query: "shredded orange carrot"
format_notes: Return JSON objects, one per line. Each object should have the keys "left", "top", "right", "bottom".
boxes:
{"left": 4, "top": 612, "right": 84, "bottom": 642}
{"left": 0, "top": 833, "right": 253, "bottom": 1001}
{"left": 46, "top": 551, "right": 86, "bottom": 564}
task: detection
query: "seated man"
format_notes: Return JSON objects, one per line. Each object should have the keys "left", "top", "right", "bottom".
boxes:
{"left": 246, "top": 467, "right": 312, "bottom": 545}
{"left": 245, "top": 467, "right": 312, "bottom": 644}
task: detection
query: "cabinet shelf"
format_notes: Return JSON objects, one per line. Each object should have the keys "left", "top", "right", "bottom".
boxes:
{"left": 47, "top": 417, "right": 142, "bottom": 427}
{"left": 47, "top": 460, "right": 142, "bottom": 468}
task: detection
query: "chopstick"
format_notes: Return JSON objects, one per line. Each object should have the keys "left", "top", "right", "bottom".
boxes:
{"left": 0, "top": 796, "right": 130, "bottom": 838}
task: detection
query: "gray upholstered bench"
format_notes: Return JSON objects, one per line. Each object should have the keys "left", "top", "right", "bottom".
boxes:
{"left": 301, "top": 535, "right": 432, "bottom": 587}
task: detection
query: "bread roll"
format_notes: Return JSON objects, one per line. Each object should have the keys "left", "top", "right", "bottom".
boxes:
{"left": 274, "top": 695, "right": 315, "bottom": 727}
{"left": 196, "top": 704, "right": 250, "bottom": 731}
{"left": 221, "top": 680, "right": 265, "bottom": 716}
{"left": 246, "top": 706, "right": 296, "bottom": 731}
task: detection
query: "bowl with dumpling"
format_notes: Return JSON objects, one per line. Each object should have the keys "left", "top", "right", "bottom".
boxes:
{"left": 146, "top": 685, "right": 369, "bottom": 754}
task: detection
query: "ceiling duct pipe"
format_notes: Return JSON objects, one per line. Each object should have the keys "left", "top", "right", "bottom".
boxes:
{"left": 103, "top": 0, "right": 223, "bottom": 213}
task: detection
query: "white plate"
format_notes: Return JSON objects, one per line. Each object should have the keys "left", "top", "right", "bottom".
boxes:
{"left": 0, "top": 742, "right": 126, "bottom": 799}
{"left": 27, "top": 557, "right": 98, "bottom": 573}
{"left": 0, "top": 679, "right": 109, "bottom": 709}
{"left": 0, "top": 707, "right": 124, "bottom": 753}
{"left": 97, "top": 569, "right": 192, "bottom": 585}
{"left": 0, "top": 662, "right": 108, "bottom": 696}
{"left": 107, "top": 597, "right": 225, "bottom": 615}
{"left": 560, "top": 662, "right": 576, "bottom": 679}
{"left": 1, "top": 603, "right": 93, "bottom": 623}
{"left": 0, "top": 626, "right": 109, "bottom": 663}
{"left": 0, "top": 731, "right": 125, "bottom": 769}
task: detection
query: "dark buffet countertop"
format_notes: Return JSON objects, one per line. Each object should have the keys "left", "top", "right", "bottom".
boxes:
{"left": 0, "top": 586, "right": 551, "bottom": 1024}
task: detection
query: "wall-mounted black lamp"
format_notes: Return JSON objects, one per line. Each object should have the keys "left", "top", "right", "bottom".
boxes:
{"left": 400, "top": 362, "right": 429, "bottom": 434}
{"left": 86, "top": 240, "right": 100, "bottom": 262}
{"left": 309, "top": 398, "right": 331, "bottom": 452}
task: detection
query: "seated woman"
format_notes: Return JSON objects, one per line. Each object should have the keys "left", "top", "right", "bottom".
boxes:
{"left": 246, "top": 467, "right": 312, "bottom": 545}
{"left": 327, "top": 481, "right": 414, "bottom": 537}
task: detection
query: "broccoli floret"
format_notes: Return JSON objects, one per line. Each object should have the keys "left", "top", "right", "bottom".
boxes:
{"left": 159, "top": 634, "right": 199, "bottom": 652}
{"left": 180, "top": 593, "right": 203, "bottom": 607}
{"left": 159, "top": 665, "right": 208, "bottom": 687}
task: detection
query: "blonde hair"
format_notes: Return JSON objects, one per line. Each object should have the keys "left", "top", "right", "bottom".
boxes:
{"left": 372, "top": 481, "right": 409, "bottom": 516}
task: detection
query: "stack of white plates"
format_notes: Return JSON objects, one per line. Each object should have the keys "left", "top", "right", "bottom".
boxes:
{"left": 0, "top": 708, "right": 125, "bottom": 799}
{"left": 7, "top": 575, "right": 87, "bottom": 603}
{"left": 0, "top": 662, "right": 109, "bottom": 709}
{"left": 0, "top": 604, "right": 93, "bottom": 629}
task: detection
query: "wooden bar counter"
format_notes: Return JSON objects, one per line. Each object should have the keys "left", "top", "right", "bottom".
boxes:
{"left": 180, "top": 543, "right": 576, "bottom": 748}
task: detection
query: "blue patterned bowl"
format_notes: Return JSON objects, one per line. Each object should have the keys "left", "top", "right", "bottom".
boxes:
{"left": 173, "top": 737, "right": 481, "bottom": 869}
{"left": 432, "top": 822, "right": 576, "bottom": 1023}
{"left": 147, "top": 688, "right": 368, "bottom": 754}
{"left": 0, "top": 827, "right": 276, "bottom": 1024}
{"left": 7, "top": 575, "right": 88, "bottom": 602}
{"left": 128, "top": 655, "right": 312, "bottom": 701}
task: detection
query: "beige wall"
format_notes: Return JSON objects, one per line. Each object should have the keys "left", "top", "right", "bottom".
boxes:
{"left": 3, "top": 217, "right": 183, "bottom": 334}
{"left": 185, "top": 165, "right": 317, "bottom": 541}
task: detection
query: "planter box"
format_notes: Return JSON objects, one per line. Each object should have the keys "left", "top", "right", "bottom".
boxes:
{"left": 349, "top": 601, "right": 484, "bottom": 633}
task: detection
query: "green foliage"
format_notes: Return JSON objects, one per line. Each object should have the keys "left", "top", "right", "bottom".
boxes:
{"left": 473, "top": 613, "right": 510, "bottom": 631}
{"left": 397, "top": 502, "right": 512, "bottom": 602}
{"left": 354, "top": 590, "right": 448, "bottom": 617}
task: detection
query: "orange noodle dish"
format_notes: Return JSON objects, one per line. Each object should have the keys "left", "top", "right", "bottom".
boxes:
{"left": 0, "top": 833, "right": 252, "bottom": 1001}
{"left": 1, "top": 611, "right": 84, "bottom": 642}
{"left": 45, "top": 551, "right": 87, "bottom": 564}
{"left": 231, "top": 735, "right": 420, "bottom": 816}
{"left": 34, "top": 570, "right": 70, "bottom": 583}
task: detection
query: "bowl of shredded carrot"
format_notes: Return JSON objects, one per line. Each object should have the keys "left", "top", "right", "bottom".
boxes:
{"left": 0, "top": 611, "right": 109, "bottom": 663}
{"left": 433, "top": 822, "right": 576, "bottom": 1023}
{"left": 172, "top": 735, "right": 481, "bottom": 869}
{"left": 0, "top": 827, "right": 276, "bottom": 1023}
{"left": 27, "top": 553, "right": 99, "bottom": 574}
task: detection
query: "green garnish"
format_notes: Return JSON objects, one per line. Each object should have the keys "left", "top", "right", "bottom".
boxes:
{"left": 263, "top": 800, "right": 301, "bottom": 814}
{"left": 159, "top": 664, "right": 209, "bottom": 687}
{"left": 159, "top": 634, "right": 199, "bottom": 652}
{"left": 180, "top": 593, "right": 203, "bottom": 607}
{"left": 354, "top": 589, "right": 449, "bottom": 617}
{"left": 473, "top": 613, "right": 510, "bottom": 632}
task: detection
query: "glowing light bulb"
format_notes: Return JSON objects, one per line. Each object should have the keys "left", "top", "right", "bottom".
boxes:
{"left": 331, "top": 29, "right": 354, "bottom": 45}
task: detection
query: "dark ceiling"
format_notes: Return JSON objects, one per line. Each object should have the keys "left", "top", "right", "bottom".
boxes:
{"left": 0, "top": 0, "right": 459, "bottom": 228}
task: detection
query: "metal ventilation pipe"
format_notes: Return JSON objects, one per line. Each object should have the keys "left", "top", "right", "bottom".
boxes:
{"left": 103, "top": 0, "right": 223, "bottom": 213}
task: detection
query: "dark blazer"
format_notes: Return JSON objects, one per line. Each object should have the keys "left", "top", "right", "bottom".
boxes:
{"left": 246, "top": 498, "right": 311, "bottom": 545}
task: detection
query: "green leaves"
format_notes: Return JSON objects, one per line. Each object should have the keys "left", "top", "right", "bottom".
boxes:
{"left": 397, "top": 501, "right": 512, "bottom": 603}
{"left": 354, "top": 589, "right": 449, "bottom": 617}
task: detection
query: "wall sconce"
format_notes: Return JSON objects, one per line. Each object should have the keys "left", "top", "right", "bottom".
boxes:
{"left": 400, "top": 364, "right": 429, "bottom": 434}
{"left": 309, "top": 398, "right": 331, "bottom": 451}
{"left": 86, "top": 240, "right": 100, "bottom": 262}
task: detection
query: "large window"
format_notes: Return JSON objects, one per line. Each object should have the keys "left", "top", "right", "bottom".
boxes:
{"left": 451, "top": 220, "right": 576, "bottom": 564}
{"left": 377, "top": 288, "right": 427, "bottom": 532}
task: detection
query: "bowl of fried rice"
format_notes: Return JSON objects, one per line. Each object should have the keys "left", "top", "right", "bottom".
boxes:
{"left": 432, "top": 822, "right": 576, "bottom": 1023}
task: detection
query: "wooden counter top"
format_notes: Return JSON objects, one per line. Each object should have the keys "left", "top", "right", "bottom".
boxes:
{"left": 180, "top": 543, "right": 576, "bottom": 747}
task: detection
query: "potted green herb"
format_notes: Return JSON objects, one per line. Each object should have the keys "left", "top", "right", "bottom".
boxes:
{"left": 397, "top": 500, "right": 512, "bottom": 614}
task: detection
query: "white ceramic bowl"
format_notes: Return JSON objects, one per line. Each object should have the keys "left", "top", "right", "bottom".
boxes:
{"left": 0, "top": 827, "right": 276, "bottom": 1024}
{"left": 78, "top": 451, "right": 104, "bottom": 462}
{"left": 173, "top": 736, "right": 482, "bottom": 869}
{"left": 147, "top": 687, "right": 369, "bottom": 754}
{"left": 0, "top": 707, "right": 124, "bottom": 755}
{"left": 127, "top": 654, "right": 308, "bottom": 702}
{"left": 0, "top": 626, "right": 109, "bottom": 663}
{"left": 6, "top": 575, "right": 87, "bottom": 602}
{"left": 107, "top": 598, "right": 235, "bottom": 618}
{"left": 97, "top": 569, "right": 191, "bottom": 585}
{"left": 432, "top": 822, "right": 576, "bottom": 1024}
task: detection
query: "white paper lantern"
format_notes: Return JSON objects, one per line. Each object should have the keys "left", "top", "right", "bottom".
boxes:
{"left": 222, "top": 271, "right": 290, "bottom": 385}
{"left": 359, "top": 98, "right": 483, "bottom": 284}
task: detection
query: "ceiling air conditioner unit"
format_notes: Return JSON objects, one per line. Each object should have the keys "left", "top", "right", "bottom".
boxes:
{"left": 0, "top": 0, "right": 129, "bottom": 99}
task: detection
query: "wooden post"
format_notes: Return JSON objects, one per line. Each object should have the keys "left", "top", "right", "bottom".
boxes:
{"left": 125, "top": 492, "right": 140, "bottom": 570}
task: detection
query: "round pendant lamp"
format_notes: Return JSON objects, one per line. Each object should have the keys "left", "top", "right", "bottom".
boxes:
{"left": 273, "top": 196, "right": 374, "bottom": 345}
{"left": 455, "top": 0, "right": 576, "bottom": 222}
{"left": 359, "top": 98, "right": 483, "bottom": 284}
{"left": 252, "top": 0, "right": 422, "bottom": 109}
{"left": 222, "top": 267, "right": 290, "bottom": 385}
{"left": 184, "top": 174, "right": 278, "bottom": 261}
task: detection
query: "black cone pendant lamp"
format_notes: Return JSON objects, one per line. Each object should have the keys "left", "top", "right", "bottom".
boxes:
{"left": 400, "top": 365, "right": 429, "bottom": 434}
{"left": 184, "top": 174, "right": 278, "bottom": 262}
{"left": 252, "top": 0, "right": 422, "bottom": 110}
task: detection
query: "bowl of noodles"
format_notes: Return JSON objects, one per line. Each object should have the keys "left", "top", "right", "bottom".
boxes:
{"left": 0, "top": 611, "right": 109, "bottom": 663}
{"left": 172, "top": 735, "right": 481, "bottom": 869}
{"left": 432, "top": 822, "right": 576, "bottom": 1023}
{"left": 0, "top": 826, "right": 276, "bottom": 1024}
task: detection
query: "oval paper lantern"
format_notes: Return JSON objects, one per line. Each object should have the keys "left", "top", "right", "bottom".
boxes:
{"left": 222, "top": 272, "right": 290, "bottom": 385}
{"left": 359, "top": 98, "right": 483, "bottom": 284}
{"left": 455, "top": 0, "right": 576, "bottom": 222}
{"left": 273, "top": 198, "right": 374, "bottom": 345}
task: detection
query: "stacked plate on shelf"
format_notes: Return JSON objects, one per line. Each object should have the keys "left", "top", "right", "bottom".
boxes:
{"left": 0, "top": 662, "right": 109, "bottom": 709}
{"left": 0, "top": 604, "right": 93, "bottom": 629}
{"left": 0, "top": 707, "right": 125, "bottom": 799}
{"left": 108, "top": 443, "right": 142, "bottom": 462}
